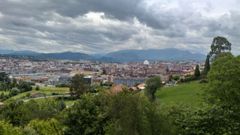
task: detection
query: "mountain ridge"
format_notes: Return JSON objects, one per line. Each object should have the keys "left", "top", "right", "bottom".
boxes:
{"left": 0, "top": 48, "right": 205, "bottom": 62}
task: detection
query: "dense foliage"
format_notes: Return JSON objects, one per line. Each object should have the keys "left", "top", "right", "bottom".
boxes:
{"left": 0, "top": 99, "right": 65, "bottom": 126}
{"left": 145, "top": 76, "right": 162, "bottom": 101}
{"left": 194, "top": 64, "right": 200, "bottom": 78}
{"left": 70, "top": 74, "right": 90, "bottom": 98}
{"left": 167, "top": 53, "right": 240, "bottom": 135}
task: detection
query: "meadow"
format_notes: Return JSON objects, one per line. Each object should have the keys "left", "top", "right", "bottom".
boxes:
{"left": 156, "top": 81, "right": 206, "bottom": 108}
{"left": 4, "top": 86, "right": 69, "bottom": 103}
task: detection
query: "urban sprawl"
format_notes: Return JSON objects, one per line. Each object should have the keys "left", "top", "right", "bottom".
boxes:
{"left": 0, "top": 57, "right": 204, "bottom": 89}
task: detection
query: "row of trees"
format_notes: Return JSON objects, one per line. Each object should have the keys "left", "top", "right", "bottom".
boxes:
{"left": 0, "top": 92, "right": 175, "bottom": 135}
{"left": 0, "top": 73, "right": 33, "bottom": 101}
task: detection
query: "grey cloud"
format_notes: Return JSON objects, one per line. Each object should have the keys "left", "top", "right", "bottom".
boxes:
{"left": 0, "top": 0, "right": 240, "bottom": 54}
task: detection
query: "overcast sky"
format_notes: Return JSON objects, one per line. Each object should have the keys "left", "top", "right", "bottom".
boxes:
{"left": 0, "top": 0, "right": 240, "bottom": 54}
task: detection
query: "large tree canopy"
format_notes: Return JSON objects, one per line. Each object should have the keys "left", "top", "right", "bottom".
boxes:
{"left": 203, "top": 36, "right": 232, "bottom": 75}
{"left": 207, "top": 53, "right": 240, "bottom": 105}
{"left": 145, "top": 76, "right": 162, "bottom": 102}
{"left": 210, "top": 36, "right": 231, "bottom": 56}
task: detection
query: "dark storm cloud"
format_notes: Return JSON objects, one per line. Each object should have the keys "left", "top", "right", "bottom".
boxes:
{"left": 0, "top": 0, "right": 171, "bottom": 30}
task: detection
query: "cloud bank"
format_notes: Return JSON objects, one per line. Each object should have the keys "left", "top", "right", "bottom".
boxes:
{"left": 0, "top": 0, "right": 240, "bottom": 54}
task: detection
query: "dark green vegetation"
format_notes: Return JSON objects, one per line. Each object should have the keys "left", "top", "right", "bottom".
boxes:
{"left": 194, "top": 64, "right": 200, "bottom": 78}
{"left": 0, "top": 73, "right": 33, "bottom": 101}
{"left": 145, "top": 76, "right": 162, "bottom": 101}
{"left": 70, "top": 74, "right": 90, "bottom": 98}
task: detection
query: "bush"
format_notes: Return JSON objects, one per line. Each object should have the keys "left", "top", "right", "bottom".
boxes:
{"left": 63, "top": 92, "right": 175, "bottom": 135}
{"left": 24, "top": 119, "right": 64, "bottom": 135}
{"left": 9, "top": 88, "right": 20, "bottom": 97}
{"left": 168, "top": 105, "right": 240, "bottom": 135}
{"left": 0, "top": 121, "right": 23, "bottom": 135}
{"left": 56, "top": 84, "right": 69, "bottom": 88}
{"left": 35, "top": 86, "right": 40, "bottom": 91}
{"left": 0, "top": 99, "right": 66, "bottom": 126}
{"left": 17, "top": 82, "right": 32, "bottom": 92}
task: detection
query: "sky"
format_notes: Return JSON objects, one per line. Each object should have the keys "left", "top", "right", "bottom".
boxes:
{"left": 0, "top": 0, "right": 240, "bottom": 55}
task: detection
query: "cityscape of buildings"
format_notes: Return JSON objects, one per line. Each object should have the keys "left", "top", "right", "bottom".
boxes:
{"left": 0, "top": 57, "right": 204, "bottom": 88}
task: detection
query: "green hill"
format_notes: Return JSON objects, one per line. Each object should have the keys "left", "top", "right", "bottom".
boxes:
{"left": 156, "top": 81, "right": 206, "bottom": 108}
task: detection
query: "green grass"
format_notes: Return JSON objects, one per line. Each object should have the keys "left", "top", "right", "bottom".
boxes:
{"left": 156, "top": 81, "right": 206, "bottom": 108}
{"left": 39, "top": 87, "right": 69, "bottom": 94}
{"left": 4, "top": 87, "right": 70, "bottom": 103}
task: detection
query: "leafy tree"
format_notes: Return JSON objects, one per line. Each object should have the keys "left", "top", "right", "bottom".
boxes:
{"left": 24, "top": 119, "right": 64, "bottom": 135}
{"left": 203, "top": 55, "right": 211, "bottom": 75}
{"left": 10, "top": 78, "right": 18, "bottom": 88}
{"left": 0, "top": 121, "right": 23, "bottom": 135}
{"left": 106, "top": 92, "right": 175, "bottom": 135}
{"left": 169, "top": 53, "right": 240, "bottom": 135}
{"left": 194, "top": 64, "right": 200, "bottom": 78}
{"left": 17, "top": 81, "right": 32, "bottom": 92}
{"left": 170, "top": 75, "right": 180, "bottom": 81}
{"left": 70, "top": 74, "right": 90, "bottom": 98}
{"left": 9, "top": 88, "right": 20, "bottom": 97}
{"left": 210, "top": 36, "right": 231, "bottom": 55}
{"left": 0, "top": 72, "right": 10, "bottom": 84}
{"left": 0, "top": 99, "right": 65, "bottom": 126}
{"left": 35, "top": 85, "right": 40, "bottom": 91}
{"left": 63, "top": 92, "right": 175, "bottom": 135}
{"left": 145, "top": 76, "right": 162, "bottom": 101}
{"left": 207, "top": 53, "right": 240, "bottom": 105}
{"left": 168, "top": 104, "right": 240, "bottom": 135}
{"left": 203, "top": 36, "right": 231, "bottom": 75}
{"left": 0, "top": 72, "right": 11, "bottom": 91}
{"left": 63, "top": 93, "right": 110, "bottom": 135}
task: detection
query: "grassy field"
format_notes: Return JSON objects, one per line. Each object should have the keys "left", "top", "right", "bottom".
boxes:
{"left": 4, "top": 81, "right": 207, "bottom": 108}
{"left": 39, "top": 86, "right": 69, "bottom": 94}
{"left": 156, "top": 81, "right": 206, "bottom": 108}
{"left": 4, "top": 87, "right": 69, "bottom": 103}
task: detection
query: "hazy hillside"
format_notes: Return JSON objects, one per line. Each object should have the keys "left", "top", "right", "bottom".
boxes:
{"left": 0, "top": 48, "right": 205, "bottom": 62}
{"left": 102, "top": 48, "right": 205, "bottom": 62}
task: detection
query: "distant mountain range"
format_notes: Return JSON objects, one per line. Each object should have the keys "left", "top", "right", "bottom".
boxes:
{"left": 0, "top": 48, "right": 205, "bottom": 62}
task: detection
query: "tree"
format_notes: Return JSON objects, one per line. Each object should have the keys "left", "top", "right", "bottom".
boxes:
{"left": 17, "top": 81, "right": 32, "bottom": 92}
{"left": 203, "top": 36, "right": 231, "bottom": 75}
{"left": 167, "top": 53, "right": 240, "bottom": 135}
{"left": 0, "top": 121, "right": 23, "bottom": 135}
{"left": 210, "top": 36, "right": 231, "bottom": 55}
{"left": 0, "top": 99, "right": 65, "bottom": 126}
{"left": 24, "top": 119, "right": 64, "bottom": 135}
{"left": 63, "top": 93, "right": 110, "bottom": 135}
{"left": 194, "top": 65, "right": 200, "bottom": 78}
{"left": 0, "top": 72, "right": 10, "bottom": 84}
{"left": 207, "top": 53, "right": 240, "bottom": 105}
{"left": 168, "top": 104, "right": 240, "bottom": 135}
{"left": 70, "top": 74, "right": 89, "bottom": 98}
{"left": 203, "top": 54, "right": 210, "bottom": 75}
{"left": 106, "top": 92, "right": 175, "bottom": 135}
{"left": 0, "top": 72, "right": 11, "bottom": 91}
{"left": 145, "top": 76, "right": 162, "bottom": 102}
{"left": 35, "top": 85, "right": 40, "bottom": 91}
